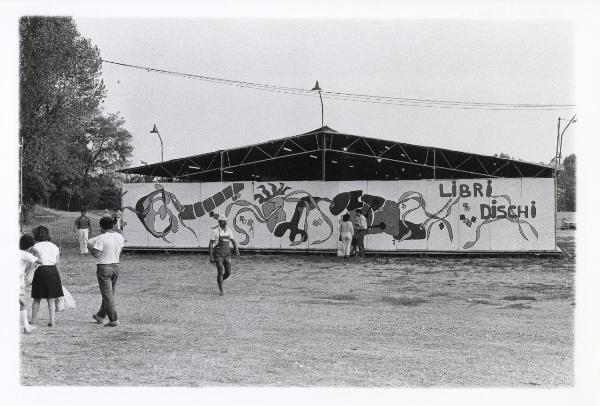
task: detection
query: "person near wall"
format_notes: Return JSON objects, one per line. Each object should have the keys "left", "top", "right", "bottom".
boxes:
{"left": 20, "top": 234, "right": 37, "bottom": 333}
{"left": 73, "top": 209, "right": 92, "bottom": 254}
{"left": 208, "top": 214, "right": 240, "bottom": 296}
{"left": 30, "top": 226, "right": 64, "bottom": 327}
{"left": 339, "top": 213, "right": 354, "bottom": 258}
{"left": 351, "top": 209, "right": 368, "bottom": 257}
{"left": 87, "top": 217, "right": 125, "bottom": 327}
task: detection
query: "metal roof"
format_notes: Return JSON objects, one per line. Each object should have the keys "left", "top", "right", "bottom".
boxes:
{"left": 118, "top": 126, "right": 554, "bottom": 182}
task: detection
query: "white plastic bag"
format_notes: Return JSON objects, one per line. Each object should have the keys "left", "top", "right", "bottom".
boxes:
{"left": 56, "top": 285, "right": 76, "bottom": 312}
{"left": 25, "top": 264, "right": 37, "bottom": 285}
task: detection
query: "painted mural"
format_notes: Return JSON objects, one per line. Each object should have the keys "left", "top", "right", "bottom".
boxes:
{"left": 121, "top": 178, "right": 555, "bottom": 252}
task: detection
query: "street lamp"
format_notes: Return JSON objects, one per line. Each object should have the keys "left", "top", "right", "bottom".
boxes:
{"left": 555, "top": 115, "right": 576, "bottom": 166}
{"left": 311, "top": 81, "right": 324, "bottom": 128}
{"left": 150, "top": 124, "right": 164, "bottom": 162}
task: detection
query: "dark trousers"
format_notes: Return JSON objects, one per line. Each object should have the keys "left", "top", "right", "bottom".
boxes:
{"left": 352, "top": 230, "right": 366, "bottom": 256}
{"left": 96, "top": 264, "right": 119, "bottom": 322}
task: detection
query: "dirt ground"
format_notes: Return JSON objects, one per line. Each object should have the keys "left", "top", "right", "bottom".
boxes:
{"left": 20, "top": 209, "right": 575, "bottom": 387}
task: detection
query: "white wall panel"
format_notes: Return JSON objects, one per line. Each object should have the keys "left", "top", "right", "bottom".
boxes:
{"left": 122, "top": 177, "right": 557, "bottom": 252}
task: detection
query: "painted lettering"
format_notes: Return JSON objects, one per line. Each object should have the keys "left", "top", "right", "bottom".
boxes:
{"left": 459, "top": 184, "right": 471, "bottom": 198}
{"left": 439, "top": 183, "right": 452, "bottom": 197}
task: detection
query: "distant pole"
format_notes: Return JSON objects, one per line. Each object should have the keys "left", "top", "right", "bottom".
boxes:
{"left": 558, "top": 114, "right": 576, "bottom": 166}
{"left": 311, "top": 81, "right": 324, "bottom": 127}
{"left": 150, "top": 124, "right": 164, "bottom": 162}
{"left": 555, "top": 118, "right": 561, "bottom": 167}
{"left": 19, "top": 136, "right": 23, "bottom": 227}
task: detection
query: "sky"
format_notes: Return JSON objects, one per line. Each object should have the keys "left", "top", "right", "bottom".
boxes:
{"left": 75, "top": 18, "right": 576, "bottom": 167}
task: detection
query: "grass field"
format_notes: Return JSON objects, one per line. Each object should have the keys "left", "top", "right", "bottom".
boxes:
{"left": 20, "top": 208, "right": 575, "bottom": 387}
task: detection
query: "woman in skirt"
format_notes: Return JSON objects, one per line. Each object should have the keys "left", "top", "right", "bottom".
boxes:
{"left": 30, "top": 226, "right": 63, "bottom": 327}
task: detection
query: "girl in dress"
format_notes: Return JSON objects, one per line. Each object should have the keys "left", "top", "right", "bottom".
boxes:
{"left": 30, "top": 226, "right": 64, "bottom": 327}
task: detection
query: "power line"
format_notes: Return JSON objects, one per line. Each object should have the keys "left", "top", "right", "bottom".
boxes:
{"left": 101, "top": 59, "right": 576, "bottom": 111}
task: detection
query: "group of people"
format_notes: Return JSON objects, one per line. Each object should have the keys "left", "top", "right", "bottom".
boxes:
{"left": 19, "top": 215, "right": 124, "bottom": 333}
{"left": 18, "top": 209, "right": 368, "bottom": 333}
{"left": 338, "top": 209, "right": 368, "bottom": 258}
{"left": 74, "top": 208, "right": 124, "bottom": 255}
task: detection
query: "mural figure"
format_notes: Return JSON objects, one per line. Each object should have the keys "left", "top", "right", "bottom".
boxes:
{"left": 330, "top": 190, "right": 460, "bottom": 243}
{"left": 225, "top": 182, "right": 334, "bottom": 246}
{"left": 124, "top": 183, "right": 244, "bottom": 242}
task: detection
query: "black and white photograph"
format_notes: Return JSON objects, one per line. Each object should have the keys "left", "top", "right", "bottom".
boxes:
{"left": 2, "top": 1, "right": 599, "bottom": 405}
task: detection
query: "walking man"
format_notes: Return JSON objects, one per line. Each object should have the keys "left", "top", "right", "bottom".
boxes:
{"left": 208, "top": 214, "right": 240, "bottom": 295}
{"left": 87, "top": 217, "right": 124, "bottom": 327}
{"left": 73, "top": 209, "right": 92, "bottom": 254}
{"left": 351, "top": 209, "right": 368, "bottom": 257}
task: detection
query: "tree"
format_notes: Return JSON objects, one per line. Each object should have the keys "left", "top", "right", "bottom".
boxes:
{"left": 494, "top": 152, "right": 513, "bottom": 160}
{"left": 556, "top": 154, "right": 576, "bottom": 212}
{"left": 20, "top": 17, "right": 133, "bottom": 218}
{"left": 20, "top": 17, "right": 106, "bottom": 209}
{"left": 81, "top": 113, "right": 133, "bottom": 186}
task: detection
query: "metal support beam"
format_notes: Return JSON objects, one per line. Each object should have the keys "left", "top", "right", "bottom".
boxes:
{"left": 219, "top": 151, "right": 223, "bottom": 182}
{"left": 322, "top": 133, "right": 326, "bottom": 181}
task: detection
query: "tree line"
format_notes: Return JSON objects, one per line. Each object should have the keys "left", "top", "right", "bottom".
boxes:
{"left": 20, "top": 17, "right": 133, "bottom": 222}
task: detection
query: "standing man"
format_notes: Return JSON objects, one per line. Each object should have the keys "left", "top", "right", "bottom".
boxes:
{"left": 87, "top": 217, "right": 124, "bottom": 327}
{"left": 208, "top": 214, "right": 240, "bottom": 296}
{"left": 73, "top": 209, "right": 92, "bottom": 255}
{"left": 351, "top": 209, "right": 368, "bottom": 257}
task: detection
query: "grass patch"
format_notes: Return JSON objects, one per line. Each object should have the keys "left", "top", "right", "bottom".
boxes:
{"left": 380, "top": 295, "right": 427, "bottom": 306}
{"left": 326, "top": 294, "right": 358, "bottom": 301}
{"left": 502, "top": 295, "right": 537, "bottom": 301}
{"left": 503, "top": 303, "right": 533, "bottom": 310}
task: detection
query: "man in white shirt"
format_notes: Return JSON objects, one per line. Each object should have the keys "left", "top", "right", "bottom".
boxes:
{"left": 351, "top": 209, "right": 368, "bottom": 257}
{"left": 87, "top": 216, "right": 125, "bottom": 327}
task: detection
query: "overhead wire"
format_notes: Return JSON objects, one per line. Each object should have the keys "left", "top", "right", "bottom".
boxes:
{"left": 101, "top": 59, "right": 576, "bottom": 111}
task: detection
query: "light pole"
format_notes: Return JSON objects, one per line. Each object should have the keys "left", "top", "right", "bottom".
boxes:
{"left": 311, "top": 80, "right": 324, "bottom": 127}
{"left": 150, "top": 124, "right": 164, "bottom": 162}
{"left": 555, "top": 115, "right": 576, "bottom": 166}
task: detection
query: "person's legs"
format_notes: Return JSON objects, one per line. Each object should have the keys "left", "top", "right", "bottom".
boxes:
{"left": 107, "top": 265, "right": 119, "bottom": 322}
{"left": 350, "top": 236, "right": 358, "bottom": 257}
{"left": 82, "top": 229, "right": 89, "bottom": 254}
{"left": 96, "top": 265, "right": 117, "bottom": 321}
{"left": 47, "top": 299, "right": 56, "bottom": 326}
{"left": 357, "top": 231, "right": 366, "bottom": 257}
{"left": 31, "top": 298, "right": 40, "bottom": 322}
{"left": 20, "top": 296, "right": 34, "bottom": 333}
{"left": 77, "top": 229, "right": 86, "bottom": 254}
{"left": 222, "top": 258, "right": 231, "bottom": 280}
{"left": 342, "top": 235, "right": 352, "bottom": 257}
{"left": 215, "top": 259, "right": 225, "bottom": 294}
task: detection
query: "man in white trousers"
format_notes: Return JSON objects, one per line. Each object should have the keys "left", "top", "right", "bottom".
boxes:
{"left": 73, "top": 209, "right": 92, "bottom": 254}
